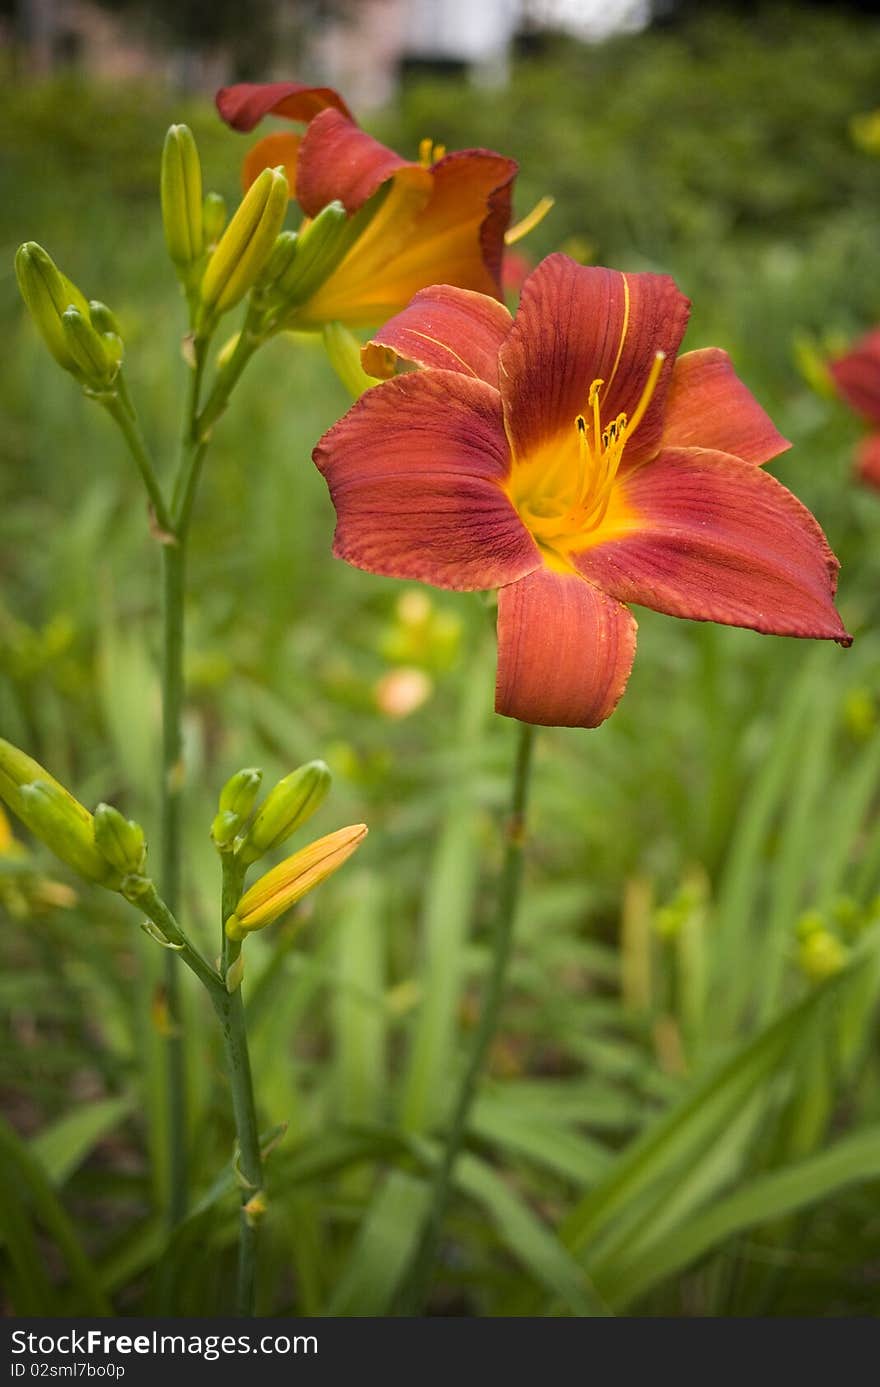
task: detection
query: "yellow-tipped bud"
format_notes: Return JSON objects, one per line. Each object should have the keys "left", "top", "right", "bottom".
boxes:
{"left": 93, "top": 803, "right": 147, "bottom": 876}
{"left": 161, "top": 124, "right": 204, "bottom": 270}
{"left": 235, "top": 760, "right": 331, "bottom": 866}
{"left": 226, "top": 824, "right": 367, "bottom": 939}
{"left": 15, "top": 242, "right": 92, "bottom": 378}
{"left": 203, "top": 192, "right": 227, "bottom": 249}
{"left": 211, "top": 766, "right": 263, "bottom": 848}
{"left": 0, "top": 739, "right": 121, "bottom": 887}
{"left": 200, "top": 166, "right": 289, "bottom": 319}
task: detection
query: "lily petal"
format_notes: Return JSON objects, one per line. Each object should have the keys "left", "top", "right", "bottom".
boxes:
{"left": 297, "top": 148, "right": 516, "bottom": 327}
{"left": 831, "top": 329, "right": 880, "bottom": 425}
{"left": 361, "top": 284, "right": 512, "bottom": 384}
{"left": 313, "top": 371, "right": 541, "bottom": 590}
{"left": 496, "top": 569, "right": 637, "bottom": 728}
{"left": 662, "top": 348, "right": 790, "bottom": 465}
{"left": 571, "top": 447, "right": 850, "bottom": 644}
{"left": 242, "top": 131, "right": 302, "bottom": 195}
{"left": 216, "top": 81, "right": 353, "bottom": 132}
{"left": 856, "top": 433, "right": 880, "bottom": 490}
{"left": 499, "top": 254, "right": 690, "bottom": 468}
{"left": 297, "top": 108, "right": 424, "bottom": 217}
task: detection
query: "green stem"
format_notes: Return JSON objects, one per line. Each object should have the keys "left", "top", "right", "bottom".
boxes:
{"left": 159, "top": 536, "right": 188, "bottom": 1225}
{"left": 129, "top": 879, "right": 222, "bottom": 996}
{"left": 401, "top": 720, "right": 536, "bottom": 1313}
{"left": 219, "top": 854, "right": 263, "bottom": 1317}
{"left": 102, "top": 392, "right": 173, "bottom": 535}
{"left": 196, "top": 319, "right": 262, "bottom": 441}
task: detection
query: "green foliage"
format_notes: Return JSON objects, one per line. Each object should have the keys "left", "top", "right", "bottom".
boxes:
{"left": 4, "top": 2, "right": 880, "bottom": 1317}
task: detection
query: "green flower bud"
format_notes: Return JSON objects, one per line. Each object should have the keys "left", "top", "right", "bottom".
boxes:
{"left": 235, "top": 760, "right": 331, "bottom": 866}
{"left": 15, "top": 242, "right": 92, "bottom": 378}
{"left": 93, "top": 803, "right": 147, "bottom": 875}
{"left": 161, "top": 124, "right": 204, "bottom": 270}
{"left": 200, "top": 166, "right": 289, "bottom": 320}
{"left": 203, "top": 191, "right": 227, "bottom": 249}
{"left": 798, "top": 929, "right": 848, "bottom": 982}
{"left": 0, "top": 741, "right": 122, "bottom": 890}
{"left": 211, "top": 766, "right": 263, "bottom": 848}
{"left": 61, "top": 307, "right": 120, "bottom": 390}
{"left": 88, "top": 300, "right": 122, "bottom": 336}
{"left": 275, "top": 201, "right": 352, "bottom": 307}
{"left": 257, "top": 231, "right": 299, "bottom": 290}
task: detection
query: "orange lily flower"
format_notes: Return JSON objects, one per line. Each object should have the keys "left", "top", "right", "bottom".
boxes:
{"left": 830, "top": 328, "right": 880, "bottom": 490}
{"left": 314, "top": 255, "right": 850, "bottom": 729}
{"left": 215, "top": 81, "right": 517, "bottom": 328}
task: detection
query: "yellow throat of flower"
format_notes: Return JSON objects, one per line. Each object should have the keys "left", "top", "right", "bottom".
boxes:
{"left": 509, "top": 350, "right": 665, "bottom": 555}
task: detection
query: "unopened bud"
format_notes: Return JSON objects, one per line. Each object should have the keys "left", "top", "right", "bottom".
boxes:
{"left": 226, "top": 824, "right": 367, "bottom": 939}
{"left": 93, "top": 803, "right": 147, "bottom": 875}
{"left": 235, "top": 760, "right": 331, "bottom": 866}
{"left": 211, "top": 766, "right": 263, "bottom": 848}
{"left": 323, "top": 320, "right": 376, "bottom": 399}
{"left": 275, "top": 201, "right": 352, "bottom": 307}
{"left": 203, "top": 191, "right": 227, "bottom": 249}
{"left": 61, "top": 307, "right": 120, "bottom": 390}
{"left": 200, "top": 166, "right": 288, "bottom": 319}
{"left": 15, "top": 242, "right": 92, "bottom": 378}
{"left": 161, "top": 124, "right": 204, "bottom": 270}
{"left": 257, "top": 231, "right": 299, "bottom": 290}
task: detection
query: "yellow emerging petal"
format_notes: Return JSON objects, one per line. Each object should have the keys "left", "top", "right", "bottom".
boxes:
{"left": 226, "top": 824, "right": 368, "bottom": 939}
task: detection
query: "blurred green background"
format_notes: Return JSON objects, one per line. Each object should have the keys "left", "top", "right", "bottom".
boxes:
{"left": 3, "top": 2, "right": 880, "bottom": 1317}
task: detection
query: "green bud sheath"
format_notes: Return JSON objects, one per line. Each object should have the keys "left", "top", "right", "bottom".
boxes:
{"left": 322, "top": 321, "right": 376, "bottom": 399}
{"left": 236, "top": 759, "right": 331, "bottom": 866}
{"left": 200, "top": 166, "right": 289, "bottom": 318}
{"left": 93, "top": 802, "right": 147, "bottom": 875}
{"left": 15, "top": 242, "right": 92, "bottom": 378}
{"left": 276, "top": 201, "right": 352, "bottom": 307}
{"left": 161, "top": 124, "right": 204, "bottom": 268}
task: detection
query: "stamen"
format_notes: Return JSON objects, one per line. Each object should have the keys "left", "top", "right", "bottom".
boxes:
{"left": 624, "top": 350, "right": 666, "bottom": 438}
{"left": 418, "top": 138, "right": 446, "bottom": 168}
{"left": 505, "top": 195, "right": 556, "bottom": 246}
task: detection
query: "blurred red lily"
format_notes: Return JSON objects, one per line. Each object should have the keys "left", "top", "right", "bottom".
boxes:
{"left": 314, "top": 255, "right": 849, "bottom": 729}
{"left": 216, "top": 81, "right": 516, "bottom": 328}
{"left": 830, "top": 328, "right": 880, "bottom": 490}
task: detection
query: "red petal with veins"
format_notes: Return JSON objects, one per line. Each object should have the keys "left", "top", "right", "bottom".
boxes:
{"left": 297, "top": 109, "right": 422, "bottom": 216}
{"left": 571, "top": 447, "right": 850, "bottom": 644}
{"left": 661, "top": 348, "right": 790, "bottom": 465}
{"left": 499, "top": 255, "right": 690, "bottom": 469}
{"left": 361, "top": 285, "right": 512, "bottom": 384}
{"left": 216, "top": 81, "right": 353, "bottom": 132}
{"left": 830, "top": 329, "right": 880, "bottom": 424}
{"left": 496, "top": 569, "right": 637, "bottom": 728}
{"left": 313, "top": 371, "right": 540, "bottom": 591}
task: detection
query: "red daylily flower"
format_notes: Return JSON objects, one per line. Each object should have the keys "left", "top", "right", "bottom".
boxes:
{"left": 314, "top": 255, "right": 849, "bottom": 729}
{"left": 215, "top": 81, "right": 517, "bottom": 328}
{"left": 830, "top": 328, "right": 880, "bottom": 490}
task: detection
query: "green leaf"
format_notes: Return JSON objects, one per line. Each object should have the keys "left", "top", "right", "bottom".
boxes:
{"left": 30, "top": 1095, "right": 132, "bottom": 1187}
{"left": 470, "top": 1090, "right": 611, "bottom": 1186}
{"left": 326, "top": 1169, "right": 431, "bottom": 1316}
{"left": 606, "top": 1125, "right": 880, "bottom": 1308}
{"left": 333, "top": 872, "right": 386, "bottom": 1125}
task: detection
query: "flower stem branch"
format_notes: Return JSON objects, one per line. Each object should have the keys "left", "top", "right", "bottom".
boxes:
{"left": 401, "top": 719, "right": 536, "bottom": 1313}
{"left": 102, "top": 391, "right": 174, "bottom": 536}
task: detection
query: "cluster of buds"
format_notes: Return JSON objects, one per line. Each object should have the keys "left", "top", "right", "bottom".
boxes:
{"left": 0, "top": 738, "right": 147, "bottom": 894}
{"left": 15, "top": 243, "right": 123, "bottom": 395}
{"left": 211, "top": 760, "right": 366, "bottom": 942}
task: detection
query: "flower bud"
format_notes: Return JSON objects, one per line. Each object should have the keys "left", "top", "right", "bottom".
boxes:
{"left": 275, "top": 201, "right": 353, "bottom": 308}
{"left": 235, "top": 760, "right": 331, "bottom": 866}
{"left": 93, "top": 803, "right": 147, "bottom": 875}
{"left": 61, "top": 307, "right": 120, "bottom": 390}
{"left": 257, "top": 231, "right": 299, "bottom": 290}
{"left": 161, "top": 124, "right": 204, "bottom": 270}
{"left": 88, "top": 300, "right": 122, "bottom": 337}
{"left": 15, "top": 242, "right": 92, "bottom": 378}
{"left": 200, "top": 166, "right": 289, "bottom": 319}
{"left": 226, "top": 824, "right": 367, "bottom": 939}
{"left": 0, "top": 740, "right": 122, "bottom": 887}
{"left": 211, "top": 766, "right": 263, "bottom": 848}
{"left": 203, "top": 192, "right": 227, "bottom": 249}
